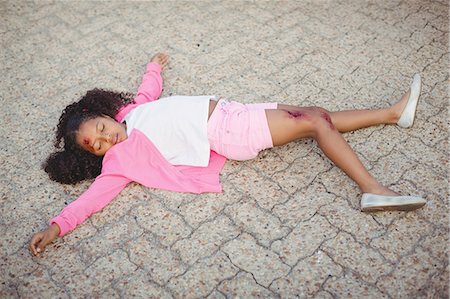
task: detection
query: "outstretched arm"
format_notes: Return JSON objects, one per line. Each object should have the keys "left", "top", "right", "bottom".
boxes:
{"left": 115, "top": 53, "right": 169, "bottom": 122}
{"left": 134, "top": 52, "right": 169, "bottom": 104}
{"left": 29, "top": 172, "right": 131, "bottom": 256}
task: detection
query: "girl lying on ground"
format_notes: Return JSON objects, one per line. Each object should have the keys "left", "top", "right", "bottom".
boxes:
{"left": 29, "top": 53, "right": 425, "bottom": 256}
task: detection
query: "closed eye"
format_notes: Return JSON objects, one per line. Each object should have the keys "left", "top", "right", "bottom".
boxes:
{"left": 96, "top": 121, "right": 105, "bottom": 132}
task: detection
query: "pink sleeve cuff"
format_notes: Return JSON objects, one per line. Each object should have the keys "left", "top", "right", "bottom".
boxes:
{"left": 49, "top": 217, "right": 70, "bottom": 237}
{"left": 146, "top": 62, "right": 162, "bottom": 73}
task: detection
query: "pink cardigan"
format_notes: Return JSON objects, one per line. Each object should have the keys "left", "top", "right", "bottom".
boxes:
{"left": 50, "top": 63, "right": 227, "bottom": 237}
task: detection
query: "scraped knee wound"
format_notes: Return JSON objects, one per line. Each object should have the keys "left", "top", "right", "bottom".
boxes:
{"left": 320, "top": 111, "right": 335, "bottom": 129}
{"left": 284, "top": 110, "right": 308, "bottom": 120}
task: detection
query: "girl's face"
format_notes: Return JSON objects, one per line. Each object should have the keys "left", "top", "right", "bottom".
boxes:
{"left": 76, "top": 115, "right": 127, "bottom": 156}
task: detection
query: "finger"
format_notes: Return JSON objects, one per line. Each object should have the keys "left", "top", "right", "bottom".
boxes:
{"left": 30, "top": 234, "right": 42, "bottom": 256}
{"left": 36, "top": 240, "right": 45, "bottom": 254}
{"left": 29, "top": 241, "right": 36, "bottom": 256}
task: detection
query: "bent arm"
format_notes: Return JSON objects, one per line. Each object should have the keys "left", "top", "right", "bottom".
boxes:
{"left": 50, "top": 173, "right": 131, "bottom": 237}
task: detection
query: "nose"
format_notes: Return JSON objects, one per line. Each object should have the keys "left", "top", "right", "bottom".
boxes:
{"left": 100, "top": 132, "right": 113, "bottom": 143}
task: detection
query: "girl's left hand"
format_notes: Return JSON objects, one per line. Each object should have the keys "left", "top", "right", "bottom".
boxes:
{"left": 150, "top": 53, "right": 169, "bottom": 70}
{"left": 29, "top": 224, "right": 60, "bottom": 256}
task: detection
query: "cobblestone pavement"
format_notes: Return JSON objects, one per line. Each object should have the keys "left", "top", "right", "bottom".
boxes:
{"left": 1, "top": 1, "right": 448, "bottom": 298}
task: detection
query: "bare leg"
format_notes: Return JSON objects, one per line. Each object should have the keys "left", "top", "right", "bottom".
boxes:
{"left": 265, "top": 107, "right": 398, "bottom": 196}
{"left": 277, "top": 90, "right": 411, "bottom": 133}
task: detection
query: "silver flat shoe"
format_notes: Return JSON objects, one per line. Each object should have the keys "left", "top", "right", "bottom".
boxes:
{"left": 361, "top": 193, "right": 426, "bottom": 212}
{"left": 397, "top": 74, "right": 422, "bottom": 128}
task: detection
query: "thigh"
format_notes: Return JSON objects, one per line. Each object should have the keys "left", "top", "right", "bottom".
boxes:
{"left": 265, "top": 107, "right": 315, "bottom": 146}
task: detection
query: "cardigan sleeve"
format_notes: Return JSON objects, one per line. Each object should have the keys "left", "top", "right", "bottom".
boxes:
{"left": 49, "top": 173, "right": 131, "bottom": 237}
{"left": 134, "top": 62, "right": 163, "bottom": 104}
{"left": 115, "top": 62, "right": 163, "bottom": 122}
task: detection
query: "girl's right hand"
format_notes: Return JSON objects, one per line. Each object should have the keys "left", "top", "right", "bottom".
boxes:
{"left": 29, "top": 223, "right": 60, "bottom": 256}
{"left": 150, "top": 53, "right": 169, "bottom": 70}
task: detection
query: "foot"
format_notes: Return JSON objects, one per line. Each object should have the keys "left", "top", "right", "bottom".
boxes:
{"left": 361, "top": 193, "right": 426, "bottom": 212}
{"left": 389, "top": 74, "right": 422, "bottom": 127}
{"left": 389, "top": 89, "right": 411, "bottom": 124}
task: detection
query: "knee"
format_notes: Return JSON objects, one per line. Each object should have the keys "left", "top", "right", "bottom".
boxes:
{"left": 280, "top": 107, "right": 334, "bottom": 139}
{"left": 307, "top": 107, "right": 335, "bottom": 134}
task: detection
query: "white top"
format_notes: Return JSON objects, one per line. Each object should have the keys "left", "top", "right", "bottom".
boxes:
{"left": 122, "top": 95, "right": 214, "bottom": 166}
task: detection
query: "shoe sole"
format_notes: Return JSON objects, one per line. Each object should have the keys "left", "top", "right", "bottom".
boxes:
{"left": 361, "top": 202, "right": 426, "bottom": 212}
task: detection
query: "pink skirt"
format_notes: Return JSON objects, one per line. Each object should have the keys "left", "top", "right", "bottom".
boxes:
{"left": 207, "top": 99, "right": 277, "bottom": 161}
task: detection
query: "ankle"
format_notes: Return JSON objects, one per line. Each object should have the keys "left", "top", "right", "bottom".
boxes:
{"left": 361, "top": 183, "right": 399, "bottom": 196}
{"left": 376, "top": 107, "right": 398, "bottom": 125}
{"left": 389, "top": 89, "right": 411, "bottom": 124}
{"left": 387, "top": 107, "right": 401, "bottom": 124}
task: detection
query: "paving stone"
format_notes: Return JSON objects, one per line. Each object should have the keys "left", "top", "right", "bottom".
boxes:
{"left": 419, "top": 227, "right": 448, "bottom": 263}
{"left": 270, "top": 139, "right": 315, "bottom": 164}
{"left": 149, "top": 188, "right": 198, "bottom": 212}
{"left": 319, "top": 168, "right": 365, "bottom": 210}
{"left": 248, "top": 149, "right": 290, "bottom": 178}
{"left": 77, "top": 215, "right": 144, "bottom": 264}
{"left": 272, "top": 181, "right": 336, "bottom": 228}
{"left": 376, "top": 246, "right": 442, "bottom": 298}
{"left": 0, "top": 281, "right": 19, "bottom": 298}
{"left": 370, "top": 149, "right": 417, "bottom": 186}
{"left": 131, "top": 199, "right": 192, "bottom": 247}
{"left": 270, "top": 61, "right": 317, "bottom": 90}
{"left": 271, "top": 214, "right": 338, "bottom": 266}
{"left": 167, "top": 251, "right": 238, "bottom": 298}
{"left": 88, "top": 186, "right": 150, "bottom": 229}
{"left": 402, "top": 164, "right": 447, "bottom": 197}
{"left": 370, "top": 214, "right": 433, "bottom": 263}
{"left": 64, "top": 250, "right": 137, "bottom": 297}
{"left": 206, "top": 290, "right": 226, "bottom": 299}
{"left": 420, "top": 266, "right": 449, "bottom": 299}
{"left": 217, "top": 272, "right": 276, "bottom": 298}
{"left": 322, "top": 232, "right": 393, "bottom": 284}
{"left": 2, "top": 214, "right": 45, "bottom": 257}
{"left": 353, "top": 128, "right": 408, "bottom": 163}
{"left": 225, "top": 199, "right": 290, "bottom": 247}
{"left": 29, "top": 245, "right": 86, "bottom": 289}
{"left": 324, "top": 270, "right": 389, "bottom": 298}
{"left": 176, "top": 191, "right": 240, "bottom": 228}
{"left": 222, "top": 233, "right": 290, "bottom": 287}
{"left": 1, "top": 247, "right": 39, "bottom": 285}
{"left": 227, "top": 166, "right": 289, "bottom": 210}
{"left": 172, "top": 215, "right": 240, "bottom": 265}
{"left": 272, "top": 151, "right": 333, "bottom": 195}
{"left": 115, "top": 270, "right": 173, "bottom": 299}
{"left": 283, "top": 75, "right": 322, "bottom": 105}
{"left": 127, "top": 233, "right": 186, "bottom": 285}
{"left": 15, "top": 268, "right": 69, "bottom": 298}
{"left": 270, "top": 250, "right": 342, "bottom": 298}
{"left": 318, "top": 196, "right": 385, "bottom": 245}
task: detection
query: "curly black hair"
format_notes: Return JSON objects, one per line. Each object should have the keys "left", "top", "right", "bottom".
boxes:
{"left": 43, "top": 88, "right": 134, "bottom": 184}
